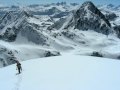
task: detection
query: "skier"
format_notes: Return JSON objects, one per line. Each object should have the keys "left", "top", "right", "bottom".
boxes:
{"left": 16, "top": 60, "right": 22, "bottom": 74}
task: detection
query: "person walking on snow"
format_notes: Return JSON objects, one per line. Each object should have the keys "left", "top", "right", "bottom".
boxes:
{"left": 16, "top": 60, "right": 22, "bottom": 74}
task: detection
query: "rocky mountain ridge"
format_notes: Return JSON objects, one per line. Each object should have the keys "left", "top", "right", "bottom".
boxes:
{"left": 0, "top": 1, "right": 120, "bottom": 67}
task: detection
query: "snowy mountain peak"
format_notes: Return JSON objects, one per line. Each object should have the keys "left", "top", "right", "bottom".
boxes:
{"left": 70, "top": 1, "right": 111, "bottom": 34}
{"left": 80, "top": 1, "right": 95, "bottom": 9}
{"left": 0, "top": 10, "right": 35, "bottom": 42}
{"left": 0, "top": 10, "right": 30, "bottom": 26}
{"left": 49, "top": 1, "right": 112, "bottom": 35}
{"left": 76, "top": 1, "right": 111, "bottom": 28}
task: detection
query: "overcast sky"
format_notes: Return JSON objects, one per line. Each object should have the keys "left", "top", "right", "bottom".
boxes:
{"left": 0, "top": 0, "right": 120, "bottom": 6}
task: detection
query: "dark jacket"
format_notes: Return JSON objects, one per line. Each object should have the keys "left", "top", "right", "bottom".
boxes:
{"left": 17, "top": 62, "right": 21, "bottom": 69}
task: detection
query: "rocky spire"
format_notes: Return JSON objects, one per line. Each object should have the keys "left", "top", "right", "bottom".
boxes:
{"left": 64, "top": 1, "right": 111, "bottom": 35}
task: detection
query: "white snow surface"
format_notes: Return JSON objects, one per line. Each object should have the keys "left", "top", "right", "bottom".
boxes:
{"left": 0, "top": 54, "right": 120, "bottom": 90}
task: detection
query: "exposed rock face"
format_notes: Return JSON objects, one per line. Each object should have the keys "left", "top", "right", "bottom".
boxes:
{"left": 47, "top": 17, "right": 66, "bottom": 30}
{"left": 64, "top": 1, "right": 111, "bottom": 35}
{"left": 91, "top": 51, "right": 103, "bottom": 57}
{"left": 19, "top": 23, "right": 47, "bottom": 45}
{"left": 0, "top": 11, "right": 49, "bottom": 45}
{"left": 0, "top": 46, "right": 17, "bottom": 67}
{"left": 105, "top": 12, "right": 117, "bottom": 21}
{"left": 114, "top": 25, "right": 120, "bottom": 38}
{"left": 0, "top": 11, "right": 29, "bottom": 41}
{"left": 44, "top": 51, "right": 60, "bottom": 57}
{"left": 46, "top": 1, "right": 111, "bottom": 35}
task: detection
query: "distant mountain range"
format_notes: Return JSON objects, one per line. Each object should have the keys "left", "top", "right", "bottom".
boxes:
{"left": 1, "top": 1, "right": 120, "bottom": 67}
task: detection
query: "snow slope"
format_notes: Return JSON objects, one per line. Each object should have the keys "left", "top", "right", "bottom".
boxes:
{"left": 1, "top": 27, "right": 120, "bottom": 67}
{"left": 0, "top": 55, "right": 120, "bottom": 90}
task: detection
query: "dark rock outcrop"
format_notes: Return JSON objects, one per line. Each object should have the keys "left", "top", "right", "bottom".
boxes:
{"left": 0, "top": 46, "right": 17, "bottom": 67}
{"left": 0, "top": 11, "right": 29, "bottom": 41}
{"left": 113, "top": 25, "right": 120, "bottom": 38}
{"left": 91, "top": 51, "right": 103, "bottom": 57}
{"left": 44, "top": 51, "right": 60, "bottom": 57}
{"left": 0, "top": 11, "right": 48, "bottom": 45}
{"left": 105, "top": 12, "right": 117, "bottom": 21}
{"left": 64, "top": 1, "right": 111, "bottom": 35}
